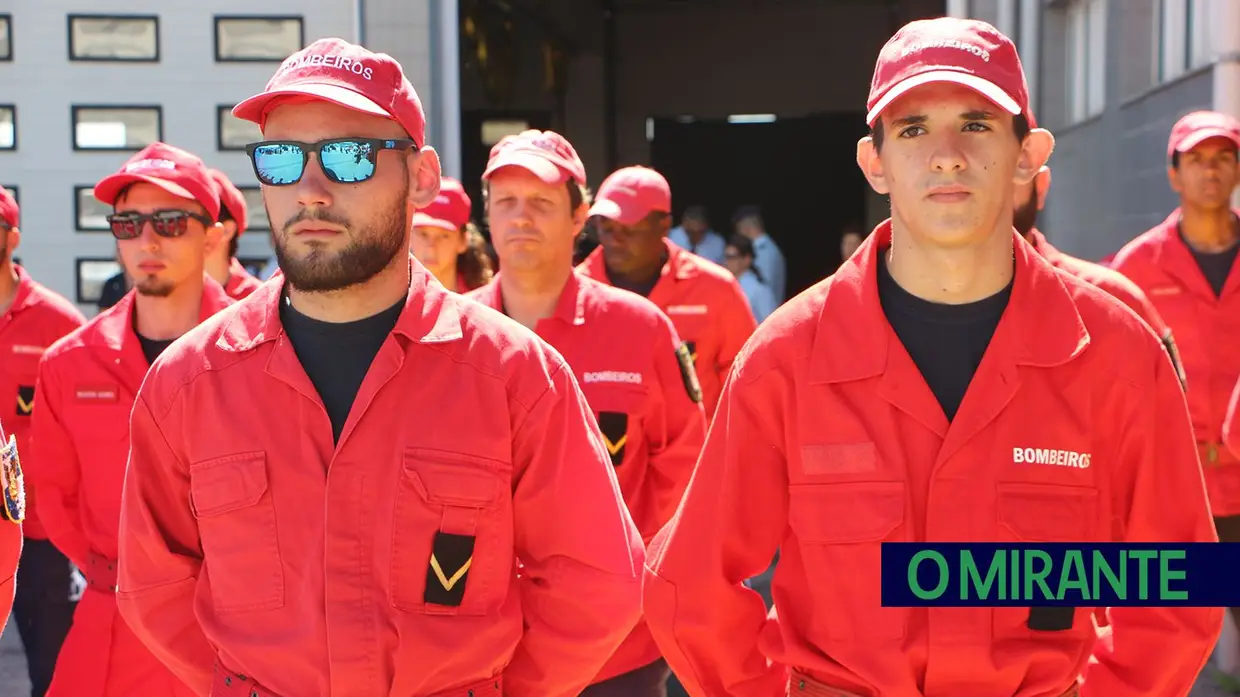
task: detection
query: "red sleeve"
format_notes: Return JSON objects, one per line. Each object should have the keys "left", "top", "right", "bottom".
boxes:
{"left": 507, "top": 358, "right": 646, "bottom": 697}
{"left": 28, "top": 355, "right": 93, "bottom": 568}
{"left": 1080, "top": 339, "right": 1223, "bottom": 696}
{"left": 116, "top": 394, "right": 214, "bottom": 695}
{"left": 0, "top": 423, "right": 24, "bottom": 634}
{"left": 643, "top": 356, "right": 787, "bottom": 697}
{"left": 637, "top": 316, "right": 707, "bottom": 542}
{"left": 715, "top": 280, "right": 757, "bottom": 397}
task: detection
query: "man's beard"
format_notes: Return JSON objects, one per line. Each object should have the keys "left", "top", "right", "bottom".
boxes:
{"left": 1013, "top": 194, "right": 1039, "bottom": 238}
{"left": 135, "top": 277, "right": 174, "bottom": 297}
{"left": 274, "top": 186, "right": 408, "bottom": 293}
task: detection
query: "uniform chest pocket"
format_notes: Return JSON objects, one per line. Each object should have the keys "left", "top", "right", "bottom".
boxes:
{"left": 390, "top": 448, "right": 513, "bottom": 616}
{"left": 787, "top": 481, "right": 907, "bottom": 642}
{"left": 993, "top": 482, "right": 1099, "bottom": 640}
{"left": 190, "top": 452, "right": 284, "bottom": 614}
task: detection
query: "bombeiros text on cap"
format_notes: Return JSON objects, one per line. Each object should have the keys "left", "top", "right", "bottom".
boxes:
{"left": 278, "top": 53, "right": 374, "bottom": 81}
{"left": 900, "top": 39, "right": 991, "bottom": 62}
{"left": 124, "top": 158, "right": 178, "bottom": 173}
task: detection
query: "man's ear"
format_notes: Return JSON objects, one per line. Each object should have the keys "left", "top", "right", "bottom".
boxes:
{"left": 1014, "top": 128, "right": 1055, "bottom": 187}
{"left": 408, "top": 147, "right": 443, "bottom": 208}
{"left": 5, "top": 228, "right": 20, "bottom": 255}
{"left": 857, "top": 136, "right": 889, "bottom": 195}
{"left": 1168, "top": 164, "right": 1184, "bottom": 195}
{"left": 203, "top": 222, "right": 224, "bottom": 255}
{"left": 1033, "top": 166, "right": 1051, "bottom": 210}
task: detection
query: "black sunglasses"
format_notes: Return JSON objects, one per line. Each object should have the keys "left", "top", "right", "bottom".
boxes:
{"left": 245, "top": 137, "right": 419, "bottom": 187}
{"left": 106, "top": 209, "right": 214, "bottom": 241}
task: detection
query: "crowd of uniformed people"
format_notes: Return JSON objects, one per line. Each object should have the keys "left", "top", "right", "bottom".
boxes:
{"left": 0, "top": 13, "right": 1238, "bottom": 697}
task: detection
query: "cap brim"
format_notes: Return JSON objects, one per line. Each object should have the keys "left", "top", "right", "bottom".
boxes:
{"left": 482, "top": 155, "right": 569, "bottom": 185}
{"left": 866, "top": 70, "right": 1022, "bottom": 125}
{"left": 1175, "top": 128, "right": 1240, "bottom": 154}
{"left": 587, "top": 198, "right": 648, "bottom": 226}
{"left": 93, "top": 173, "right": 197, "bottom": 207}
{"left": 410, "top": 212, "right": 458, "bottom": 231}
{"left": 233, "top": 83, "right": 391, "bottom": 125}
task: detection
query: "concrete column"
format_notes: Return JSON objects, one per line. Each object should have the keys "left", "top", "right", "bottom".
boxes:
{"left": 430, "top": 0, "right": 462, "bottom": 179}
{"left": 946, "top": 0, "right": 970, "bottom": 18}
{"left": 1019, "top": 0, "right": 1041, "bottom": 116}
{"left": 1213, "top": 0, "right": 1240, "bottom": 207}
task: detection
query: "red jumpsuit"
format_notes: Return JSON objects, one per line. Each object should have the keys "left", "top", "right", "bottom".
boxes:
{"left": 117, "top": 268, "right": 646, "bottom": 697}
{"left": 468, "top": 271, "right": 706, "bottom": 682}
{"left": 577, "top": 238, "right": 757, "bottom": 419}
{"left": 643, "top": 222, "right": 1221, "bottom": 697}
{"left": 223, "top": 257, "right": 262, "bottom": 300}
{"left": 29, "top": 280, "right": 233, "bottom": 697}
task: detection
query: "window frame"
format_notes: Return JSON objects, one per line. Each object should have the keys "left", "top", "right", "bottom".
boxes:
{"left": 0, "top": 14, "right": 13, "bottom": 62}
{"left": 216, "top": 104, "right": 264, "bottom": 152}
{"left": 75, "top": 257, "right": 124, "bottom": 305}
{"left": 0, "top": 104, "right": 15, "bottom": 151}
{"left": 213, "top": 15, "right": 305, "bottom": 63}
{"left": 67, "top": 14, "right": 160, "bottom": 63}
{"left": 1066, "top": 0, "right": 1107, "bottom": 124}
{"left": 73, "top": 185, "right": 113, "bottom": 232}
{"left": 1155, "top": 0, "right": 1214, "bottom": 84}
{"left": 70, "top": 104, "right": 164, "bottom": 152}
{"left": 236, "top": 186, "right": 271, "bottom": 231}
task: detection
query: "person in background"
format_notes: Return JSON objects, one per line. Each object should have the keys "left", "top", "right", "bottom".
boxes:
{"left": 29, "top": 142, "right": 232, "bottom": 697}
{"left": 205, "top": 169, "right": 262, "bottom": 300}
{"left": 410, "top": 175, "right": 494, "bottom": 292}
{"left": 668, "top": 205, "right": 726, "bottom": 266}
{"left": 0, "top": 186, "right": 86, "bottom": 697}
{"left": 723, "top": 234, "right": 776, "bottom": 324}
{"left": 0, "top": 417, "right": 26, "bottom": 637}
{"left": 732, "top": 205, "right": 786, "bottom": 303}
{"left": 839, "top": 224, "right": 864, "bottom": 262}
{"left": 96, "top": 247, "right": 132, "bottom": 312}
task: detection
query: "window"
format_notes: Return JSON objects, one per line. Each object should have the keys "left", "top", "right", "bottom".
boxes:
{"left": 0, "top": 15, "right": 12, "bottom": 61}
{"left": 217, "top": 105, "right": 263, "bottom": 151}
{"left": 214, "top": 16, "right": 303, "bottom": 62}
{"left": 1066, "top": 0, "right": 1107, "bottom": 123}
{"left": 1156, "top": 0, "right": 1214, "bottom": 83}
{"left": 0, "top": 106, "right": 13, "bottom": 150}
{"left": 74, "top": 186, "right": 113, "bottom": 231}
{"left": 72, "top": 106, "right": 162, "bottom": 151}
{"left": 237, "top": 187, "right": 270, "bottom": 230}
{"left": 68, "top": 15, "right": 159, "bottom": 61}
{"left": 76, "top": 258, "right": 123, "bottom": 305}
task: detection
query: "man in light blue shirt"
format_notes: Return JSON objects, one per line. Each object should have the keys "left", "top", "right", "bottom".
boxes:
{"left": 733, "top": 205, "right": 786, "bottom": 303}
{"left": 668, "top": 205, "right": 726, "bottom": 266}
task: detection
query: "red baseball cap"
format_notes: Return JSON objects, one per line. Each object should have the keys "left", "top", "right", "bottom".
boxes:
{"left": 93, "top": 142, "right": 222, "bottom": 221}
{"left": 0, "top": 187, "right": 17, "bottom": 228}
{"left": 208, "top": 169, "right": 248, "bottom": 235}
{"left": 411, "top": 176, "right": 472, "bottom": 231}
{"left": 482, "top": 130, "right": 586, "bottom": 186}
{"left": 588, "top": 166, "right": 672, "bottom": 225}
{"left": 1167, "top": 110, "right": 1240, "bottom": 158}
{"left": 232, "top": 37, "right": 427, "bottom": 147}
{"left": 866, "top": 17, "right": 1030, "bottom": 126}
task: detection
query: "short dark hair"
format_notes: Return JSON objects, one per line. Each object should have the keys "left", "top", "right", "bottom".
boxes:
{"left": 683, "top": 205, "right": 708, "bottom": 223}
{"left": 870, "top": 112, "right": 1032, "bottom": 152}
{"left": 1171, "top": 142, "right": 1239, "bottom": 169}
{"left": 727, "top": 233, "right": 754, "bottom": 258}
{"left": 732, "top": 205, "right": 763, "bottom": 227}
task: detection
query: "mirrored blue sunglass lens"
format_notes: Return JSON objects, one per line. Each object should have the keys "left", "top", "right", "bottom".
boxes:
{"left": 321, "top": 141, "right": 377, "bottom": 183}
{"left": 254, "top": 145, "right": 305, "bottom": 185}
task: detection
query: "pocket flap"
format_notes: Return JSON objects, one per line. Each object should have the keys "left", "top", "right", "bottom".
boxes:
{"left": 190, "top": 452, "right": 269, "bottom": 519}
{"left": 403, "top": 448, "right": 503, "bottom": 507}
{"left": 997, "top": 482, "right": 1096, "bottom": 541}
{"left": 789, "top": 481, "right": 905, "bottom": 543}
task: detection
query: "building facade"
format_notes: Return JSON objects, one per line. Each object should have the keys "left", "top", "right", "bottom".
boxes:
{"left": 0, "top": 0, "right": 460, "bottom": 314}
{"left": 948, "top": 0, "right": 1240, "bottom": 261}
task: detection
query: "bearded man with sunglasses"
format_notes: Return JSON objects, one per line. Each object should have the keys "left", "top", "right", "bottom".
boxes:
{"left": 116, "top": 38, "right": 643, "bottom": 697}
{"left": 27, "top": 142, "right": 233, "bottom": 697}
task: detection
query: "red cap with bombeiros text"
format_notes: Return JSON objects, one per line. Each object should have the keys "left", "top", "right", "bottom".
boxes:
{"left": 482, "top": 130, "right": 587, "bottom": 186}
{"left": 208, "top": 169, "right": 248, "bottom": 235}
{"left": 93, "top": 142, "right": 222, "bottom": 222}
{"left": 0, "top": 187, "right": 17, "bottom": 229}
{"left": 1167, "top": 110, "right": 1240, "bottom": 159}
{"left": 588, "top": 166, "right": 672, "bottom": 226}
{"left": 232, "top": 38, "right": 427, "bottom": 147}
{"left": 866, "top": 17, "right": 1030, "bottom": 127}
{"left": 411, "top": 176, "right": 472, "bottom": 231}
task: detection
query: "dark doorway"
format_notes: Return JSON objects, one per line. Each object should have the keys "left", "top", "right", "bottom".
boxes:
{"left": 459, "top": 109, "right": 554, "bottom": 237}
{"left": 649, "top": 113, "right": 871, "bottom": 299}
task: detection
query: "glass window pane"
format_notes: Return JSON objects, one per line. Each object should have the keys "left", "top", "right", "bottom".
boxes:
{"left": 218, "top": 106, "right": 264, "bottom": 151}
{"left": 69, "top": 15, "right": 158, "bottom": 61}
{"left": 76, "top": 259, "right": 122, "bottom": 304}
{"left": 238, "top": 187, "right": 270, "bottom": 230}
{"left": 0, "top": 16, "right": 12, "bottom": 61}
{"left": 76, "top": 187, "right": 112, "bottom": 231}
{"left": 73, "top": 107, "right": 161, "bottom": 150}
{"left": 0, "top": 107, "right": 13, "bottom": 149}
{"left": 215, "top": 17, "right": 302, "bottom": 61}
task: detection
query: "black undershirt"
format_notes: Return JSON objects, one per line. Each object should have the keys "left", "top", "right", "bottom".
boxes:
{"left": 607, "top": 253, "right": 667, "bottom": 298}
{"left": 137, "top": 335, "right": 175, "bottom": 365}
{"left": 280, "top": 296, "right": 405, "bottom": 443}
{"left": 877, "top": 256, "right": 1012, "bottom": 421}
{"left": 1180, "top": 229, "right": 1239, "bottom": 298}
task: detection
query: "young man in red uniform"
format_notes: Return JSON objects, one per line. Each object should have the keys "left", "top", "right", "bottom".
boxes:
{"left": 0, "top": 187, "right": 87, "bottom": 695}
{"left": 467, "top": 129, "right": 706, "bottom": 696}
{"left": 0, "top": 417, "right": 25, "bottom": 635}
{"left": 642, "top": 18, "right": 1220, "bottom": 697}
{"left": 29, "top": 142, "right": 233, "bottom": 697}
{"left": 577, "top": 166, "right": 756, "bottom": 419}
{"left": 207, "top": 169, "right": 263, "bottom": 300}
{"left": 117, "top": 38, "right": 644, "bottom": 697}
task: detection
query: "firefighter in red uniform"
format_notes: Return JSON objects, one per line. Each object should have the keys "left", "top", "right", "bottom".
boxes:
{"left": 0, "top": 416, "right": 24, "bottom": 635}
{"left": 28, "top": 141, "right": 233, "bottom": 697}
{"left": 206, "top": 169, "right": 263, "bottom": 300}
{"left": 642, "top": 18, "right": 1221, "bottom": 697}
{"left": 411, "top": 175, "right": 494, "bottom": 293}
{"left": 466, "top": 129, "right": 706, "bottom": 696}
{"left": 117, "top": 38, "right": 644, "bottom": 697}
{"left": 577, "top": 166, "right": 756, "bottom": 419}
{"left": 0, "top": 186, "right": 87, "bottom": 694}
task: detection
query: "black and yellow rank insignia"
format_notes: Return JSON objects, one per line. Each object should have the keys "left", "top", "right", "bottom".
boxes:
{"left": 15, "top": 385, "right": 34, "bottom": 416}
{"left": 675, "top": 342, "right": 703, "bottom": 404}
{"left": 0, "top": 435, "right": 25, "bottom": 524}
{"left": 598, "top": 412, "right": 629, "bottom": 466}
{"left": 425, "top": 531, "right": 475, "bottom": 607}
